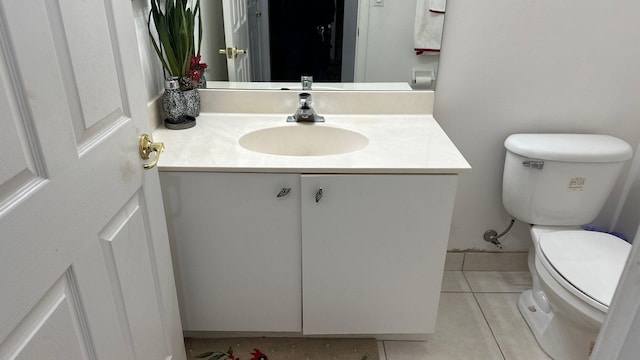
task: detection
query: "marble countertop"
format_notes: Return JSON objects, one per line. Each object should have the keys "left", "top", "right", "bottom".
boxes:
{"left": 153, "top": 113, "right": 471, "bottom": 174}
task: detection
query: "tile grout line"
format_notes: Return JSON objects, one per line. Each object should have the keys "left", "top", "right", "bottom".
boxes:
{"left": 463, "top": 271, "right": 507, "bottom": 360}
{"left": 463, "top": 270, "right": 534, "bottom": 294}
{"left": 461, "top": 270, "right": 474, "bottom": 293}
{"left": 461, "top": 252, "right": 466, "bottom": 271}
{"left": 381, "top": 340, "right": 387, "bottom": 360}
{"left": 471, "top": 292, "right": 507, "bottom": 360}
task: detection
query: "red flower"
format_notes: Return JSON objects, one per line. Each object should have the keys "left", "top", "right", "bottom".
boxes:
{"left": 250, "top": 349, "right": 268, "bottom": 360}
{"left": 190, "top": 55, "right": 201, "bottom": 68}
{"left": 188, "top": 69, "right": 201, "bottom": 83}
{"left": 190, "top": 55, "right": 208, "bottom": 71}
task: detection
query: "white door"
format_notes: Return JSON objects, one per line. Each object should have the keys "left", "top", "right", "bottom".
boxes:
{"left": 222, "top": 0, "right": 251, "bottom": 81}
{"left": 0, "top": 1, "right": 184, "bottom": 359}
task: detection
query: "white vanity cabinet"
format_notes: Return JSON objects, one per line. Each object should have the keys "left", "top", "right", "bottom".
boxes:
{"left": 160, "top": 172, "right": 458, "bottom": 336}
{"left": 300, "top": 174, "right": 457, "bottom": 335}
{"left": 159, "top": 172, "right": 302, "bottom": 332}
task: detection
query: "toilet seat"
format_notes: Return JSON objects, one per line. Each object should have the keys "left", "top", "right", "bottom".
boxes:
{"left": 538, "top": 230, "right": 631, "bottom": 311}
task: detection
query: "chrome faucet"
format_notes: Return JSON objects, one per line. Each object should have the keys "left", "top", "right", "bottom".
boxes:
{"left": 287, "top": 93, "right": 325, "bottom": 122}
{"left": 301, "top": 75, "right": 313, "bottom": 90}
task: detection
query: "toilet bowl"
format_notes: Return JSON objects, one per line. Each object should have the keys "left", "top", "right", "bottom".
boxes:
{"left": 519, "top": 226, "right": 630, "bottom": 360}
{"left": 500, "top": 133, "right": 633, "bottom": 359}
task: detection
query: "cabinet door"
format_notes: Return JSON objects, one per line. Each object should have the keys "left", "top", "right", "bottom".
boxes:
{"left": 301, "top": 175, "right": 457, "bottom": 335}
{"left": 160, "top": 172, "right": 301, "bottom": 332}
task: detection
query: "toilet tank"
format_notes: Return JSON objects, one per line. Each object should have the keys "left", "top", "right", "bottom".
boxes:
{"left": 502, "top": 134, "right": 632, "bottom": 225}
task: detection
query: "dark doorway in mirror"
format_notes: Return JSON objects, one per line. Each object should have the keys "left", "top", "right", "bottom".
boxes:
{"left": 268, "top": 0, "right": 343, "bottom": 82}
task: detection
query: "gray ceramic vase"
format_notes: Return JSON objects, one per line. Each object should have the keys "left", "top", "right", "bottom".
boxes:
{"left": 182, "top": 89, "right": 200, "bottom": 118}
{"left": 162, "top": 77, "right": 186, "bottom": 123}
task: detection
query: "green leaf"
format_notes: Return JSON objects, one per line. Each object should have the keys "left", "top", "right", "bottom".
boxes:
{"left": 195, "top": 0, "right": 202, "bottom": 55}
{"left": 147, "top": 0, "right": 201, "bottom": 78}
{"left": 147, "top": 11, "right": 170, "bottom": 73}
{"left": 195, "top": 352, "right": 214, "bottom": 358}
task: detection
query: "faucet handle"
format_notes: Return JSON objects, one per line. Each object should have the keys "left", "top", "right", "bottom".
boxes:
{"left": 301, "top": 75, "right": 313, "bottom": 90}
{"left": 298, "top": 92, "right": 312, "bottom": 108}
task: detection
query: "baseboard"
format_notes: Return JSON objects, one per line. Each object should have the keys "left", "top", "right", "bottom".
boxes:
{"left": 184, "top": 331, "right": 426, "bottom": 341}
{"left": 445, "top": 251, "right": 529, "bottom": 271}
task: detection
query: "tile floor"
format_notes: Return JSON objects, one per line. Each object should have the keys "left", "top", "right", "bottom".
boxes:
{"left": 378, "top": 271, "right": 551, "bottom": 360}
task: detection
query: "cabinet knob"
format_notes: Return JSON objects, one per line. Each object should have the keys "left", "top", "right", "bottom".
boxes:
{"left": 315, "top": 188, "right": 323, "bottom": 203}
{"left": 277, "top": 187, "right": 291, "bottom": 198}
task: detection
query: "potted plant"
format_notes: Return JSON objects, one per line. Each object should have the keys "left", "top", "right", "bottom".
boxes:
{"left": 148, "top": 0, "right": 207, "bottom": 128}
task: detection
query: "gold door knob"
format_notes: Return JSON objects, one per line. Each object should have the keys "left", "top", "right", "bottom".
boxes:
{"left": 218, "top": 47, "right": 247, "bottom": 59}
{"left": 139, "top": 134, "right": 165, "bottom": 170}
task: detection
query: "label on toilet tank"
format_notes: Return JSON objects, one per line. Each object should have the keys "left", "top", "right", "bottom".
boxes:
{"left": 568, "top": 177, "right": 586, "bottom": 191}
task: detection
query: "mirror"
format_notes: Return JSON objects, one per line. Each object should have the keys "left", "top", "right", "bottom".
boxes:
{"left": 199, "top": 0, "right": 441, "bottom": 90}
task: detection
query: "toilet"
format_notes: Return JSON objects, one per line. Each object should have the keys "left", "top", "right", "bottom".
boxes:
{"left": 502, "top": 133, "right": 633, "bottom": 360}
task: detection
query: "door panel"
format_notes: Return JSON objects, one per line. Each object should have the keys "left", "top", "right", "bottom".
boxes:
{"left": 44, "top": 0, "right": 129, "bottom": 153}
{"left": 0, "top": 47, "right": 46, "bottom": 213}
{"left": 56, "top": 0, "right": 122, "bottom": 129}
{"left": 0, "top": 271, "right": 94, "bottom": 359}
{"left": 0, "top": 0, "right": 184, "bottom": 359}
{"left": 98, "top": 192, "right": 168, "bottom": 360}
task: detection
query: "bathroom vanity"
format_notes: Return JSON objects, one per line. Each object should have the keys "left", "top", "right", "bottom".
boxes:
{"left": 154, "top": 90, "right": 470, "bottom": 339}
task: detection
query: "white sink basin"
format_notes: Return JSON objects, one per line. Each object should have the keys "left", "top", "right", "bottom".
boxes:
{"left": 239, "top": 125, "right": 369, "bottom": 156}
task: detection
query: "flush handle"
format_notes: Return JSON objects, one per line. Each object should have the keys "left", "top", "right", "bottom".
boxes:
{"left": 315, "top": 188, "right": 323, "bottom": 203}
{"left": 522, "top": 160, "right": 544, "bottom": 170}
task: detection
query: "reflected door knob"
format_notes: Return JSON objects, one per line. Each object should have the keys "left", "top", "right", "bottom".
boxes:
{"left": 218, "top": 47, "right": 247, "bottom": 59}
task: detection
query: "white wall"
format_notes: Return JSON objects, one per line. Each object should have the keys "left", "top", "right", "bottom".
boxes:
{"left": 132, "top": 0, "right": 165, "bottom": 101}
{"left": 356, "top": 0, "right": 439, "bottom": 88}
{"left": 434, "top": 0, "right": 640, "bottom": 251}
{"left": 613, "top": 143, "right": 640, "bottom": 242}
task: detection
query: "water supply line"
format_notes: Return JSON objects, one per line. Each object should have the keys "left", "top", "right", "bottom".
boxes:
{"left": 483, "top": 219, "right": 516, "bottom": 250}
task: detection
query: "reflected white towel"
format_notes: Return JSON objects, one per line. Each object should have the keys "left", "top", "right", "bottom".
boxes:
{"left": 414, "top": 0, "right": 447, "bottom": 55}
{"left": 429, "top": 0, "right": 446, "bottom": 13}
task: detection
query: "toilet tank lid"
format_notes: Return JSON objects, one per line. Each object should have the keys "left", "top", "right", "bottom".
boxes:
{"left": 505, "top": 134, "right": 632, "bottom": 162}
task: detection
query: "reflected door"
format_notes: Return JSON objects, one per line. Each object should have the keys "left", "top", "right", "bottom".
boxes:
{"left": 247, "top": 0, "right": 271, "bottom": 81}
{"left": 222, "top": 0, "right": 251, "bottom": 81}
{"left": 0, "top": 0, "right": 184, "bottom": 359}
